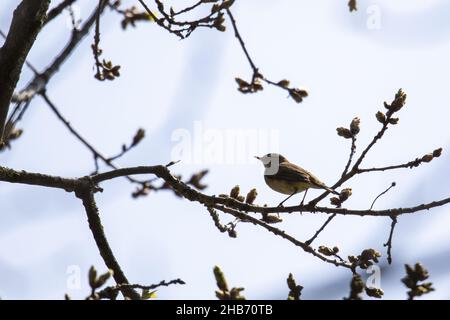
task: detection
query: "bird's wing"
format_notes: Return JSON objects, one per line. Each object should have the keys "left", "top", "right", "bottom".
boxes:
{"left": 282, "top": 162, "right": 330, "bottom": 188}
{"left": 268, "top": 162, "right": 313, "bottom": 184}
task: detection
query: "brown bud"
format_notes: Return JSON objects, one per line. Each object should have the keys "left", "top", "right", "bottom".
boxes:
{"left": 278, "top": 79, "right": 290, "bottom": 88}
{"left": 390, "top": 89, "right": 407, "bottom": 112}
{"left": 8, "top": 128, "right": 23, "bottom": 140}
{"left": 252, "top": 82, "right": 263, "bottom": 92}
{"left": 339, "top": 188, "right": 352, "bottom": 202}
{"left": 227, "top": 229, "right": 237, "bottom": 238}
{"left": 289, "top": 90, "right": 303, "bottom": 103}
{"left": 221, "top": 0, "right": 235, "bottom": 10}
{"left": 330, "top": 197, "right": 341, "bottom": 206}
{"left": 350, "top": 117, "right": 360, "bottom": 135}
{"left": 388, "top": 117, "right": 399, "bottom": 125}
{"left": 421, "top": 154, "right": 434, "bottom": 163}
{"left": 365, "top": 287, "right": 384, "bottom": 298}
{"left": 213, "top": 266, "right": 229, "bottom": 292}
{"left": 336, "top": 127, "right": 353, "bottom": 139}
{"left": 289, "top": 88, "right": 308, "bottom": 103}
{"left": 131, "top": 128, "right": 145, "bottom": 146}
{"left": 211, "top": 4, "right": 219, "bottom": 13}
{"left": 111, "top": 65, "right": 121, "bottom": 77}
{"left": 215, "top": 24, "right": 226, "bottom": 32}
{"left": 96, "top": 269, "right": 113, "bottom": 288}
{"left": 88, "top": 266, "right": 97, "bottom": 289}
{"left": 376, "top": 111, "right": 386, "bottom": 123}
{"left": 261, "top": 213, "right": 283, "bottom": 224}
{"left": 235, "top": 78, "right": 249, "bottom": 87}
{"left": 433, "top": 148, "right": 443, "bottom": 158}
{"left": 230, "top": 185, "right": 240, "bottom": 199}
{"left": 318, "top": 246, "right": 335, "bottom": 256}
{"left": 245, "top": 188, "right": 258, "bottom": 204}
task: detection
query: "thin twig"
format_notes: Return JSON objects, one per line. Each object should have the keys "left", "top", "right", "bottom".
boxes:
{"left": 383, "top": 216, "right": 398, "bottom": 264}
{"left": 207, "top": 206, "right": 228, "bottom": 233}
{"left": 305, "top": 213, "right": 337, "bottom": 246}
{"left": 44, "top": 0, "right": 78, "bottom": 25}
{"left": 39, "top": 93, "right": 148, "bottom": 185}
{"left": 171, "top": 0, "right": 203, "bottom": 17}
{"left": 212, "top": 204, "right": 352, "bottom": 269}
{"left": 308, "top": 113, "right": 394, "bottom": 207}
{"left": 370, "top": 182, "right": 396, "bottom": 210}
{"left": 226, "top": 8, "right": 307, "bottom": 102}
{"left": 358, "top": 153, "right": 441, "bottom": 173}
{"left": 97, "top": 278, "right": 185, "bottom": 299}
{"left": 342, "top": 136, "right": 357, "bottom": 177}
{"left": 12, "top": 2, "right": 108, "bottom": 104}
{"left": 92, "top": 0, "right": 106, "bottom": 80}
{"left": 226, "top": 8, "right": 258, "bottom": 73}
{"left": 309, "top": 135, "right": 356, "bottom": 240}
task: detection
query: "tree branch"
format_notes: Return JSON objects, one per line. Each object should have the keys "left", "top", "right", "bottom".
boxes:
{"left": 40, "top": 93, "right": 148, "bottom": 185}
{"left": 0, "top": 0, "right": 50, "bottom": 141}
{"left": 342, "top": 136, "right": 356, "bottom": 177}
{"left": 305, "top": 213, "right": 337, "bottom": 246}
{"left": 211, "top": 204, "right": 351, "bottom": 269}
{"left": 0, "top": 165, "right": 139, "bottom": 299}
{"left": 44, "top": 0, "right": 78, "bottom": 25}
{"left": 90, "top": 165, "right": 450, "bottom": 217}
{"left": 2, "top": 162, "right": 450, "bottom": 272}
{"left": 383, "top": 216, "right": 398, "bottom": 264}
{"left": 99, "top": 278, "right": 186, "bottom": 298}
{"left": 12, "top": 1, "right": 107, "bottom": 103}
{"left": 76, "top": 187, "right": 141, "bottom": 300}
{"left": 226, "top": 8, "right": 308, "bottom": 103}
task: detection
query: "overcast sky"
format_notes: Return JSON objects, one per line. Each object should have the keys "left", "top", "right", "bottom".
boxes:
{"left": 1, "top": 0, "right": 450, "bottom": 299}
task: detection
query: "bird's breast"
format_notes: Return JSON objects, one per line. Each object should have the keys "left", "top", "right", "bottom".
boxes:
{"left": 264, "top": 176, "right": 310, "bottom": 195}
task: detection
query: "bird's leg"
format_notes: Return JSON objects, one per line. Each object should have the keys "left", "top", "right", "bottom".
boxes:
{"left": 278, "top": 191, "right": 297, "bottom": 207}
{"left": 300, "top": 189, "right": 309, "bottom": 206}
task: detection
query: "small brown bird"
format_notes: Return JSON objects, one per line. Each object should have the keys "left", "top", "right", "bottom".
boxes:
{"left": 255, "top": 153, "right": 339, "bottom": 206}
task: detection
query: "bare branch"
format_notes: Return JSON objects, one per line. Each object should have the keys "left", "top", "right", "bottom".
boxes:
{"left": 171, "top": 0, "right": 203, "bottom": 17}
{"left": 12, "top": 1, "right": 108, "bottom": 103}
{"left": 3, "top": 161, "right": 450, "bottom": 272}
{"left": 358, "top": 148, "right": 443, "bottom": 174}
{"left": 384, "top": 216, "right": 397, "bottom": 264}
{"left": 305, "top": 213, "right": 337, "bottom": 246}
{"left": 40, "top": 93, "right": 150, "bottom": 186}
{"left": 342, "top": 136, "right": 356, "bottom": 177}
{"left": 44, "top": 0, "right": 78, "bottom": 25}
{"left": 0, "top": 0, "right": 50, "bottom": 141}
{"left": 226, "top": 8, "right": 308, "bottom": 103}
{"left": 309, "top": 90, "right": 407, "bottom": 206}
{"left": 211, "top": 204, "right": 352, "bottom": 269}
{"left": 76, "top": 187, "right": 141, "bottom": 300}
{"left": 99, "top": 278, "right": 186, "bottom": 298}
{"left": 89, "top": 165, "right": 450, "bottom": 218}
{"left": 370, "top": 182, "right": 396, "bottom": 210}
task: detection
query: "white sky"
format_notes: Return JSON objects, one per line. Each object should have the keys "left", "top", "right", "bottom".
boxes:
{"left": 1, "top": 0, "right": 450, "bottom": 299}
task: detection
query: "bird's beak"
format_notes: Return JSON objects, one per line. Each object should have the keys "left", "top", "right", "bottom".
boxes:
{"left": 254, "top": 156, "right": 260, "bottom": 160}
